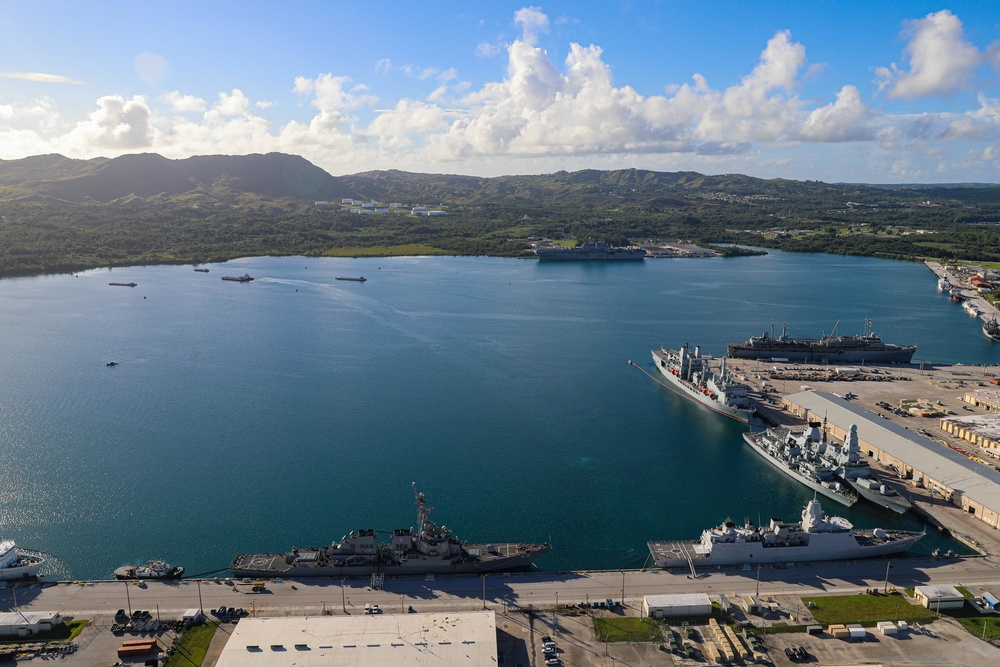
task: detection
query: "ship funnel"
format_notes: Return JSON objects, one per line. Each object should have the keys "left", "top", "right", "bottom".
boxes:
{"left": 694, "top": 346, "right": 701, "bottom": 358}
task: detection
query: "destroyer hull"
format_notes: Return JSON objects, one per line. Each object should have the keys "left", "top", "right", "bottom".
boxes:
{"left": 743, "top": 433, "right": 856, "bottom": 507}
{"left": 648, "top": 533, "right": 922, "bottom": 568}
{"left": 230, "top": 547, "right": 547, "bottom": 578}
{"left": 652, "top": 350, "right": 758, "bottom": 424}
{"left": 727, "top": 344, "right": 915, "bottom": 364}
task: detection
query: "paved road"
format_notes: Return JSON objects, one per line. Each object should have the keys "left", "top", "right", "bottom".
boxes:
{"left": 6, "top": 555, "right": 1000, "bottom": 619}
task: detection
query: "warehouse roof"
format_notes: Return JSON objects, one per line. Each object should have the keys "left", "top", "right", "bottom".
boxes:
{"left": 787, "top": 391, "right": 1000, "bottom": 513}
{"left": 214, "top": 612, "right": 497, "bottom": 667}
{"left": 644, "top": 593, "right": 712, "bottom": 607}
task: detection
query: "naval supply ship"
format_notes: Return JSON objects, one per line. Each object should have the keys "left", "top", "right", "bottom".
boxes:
{"left": 648, "top": 498, "right": 924, "bottom": 569}
{"left": 0, "top": 540, "right": 45, "bottom": 580}
{"left": 727, "top": 319, "right": 916, "bottom": 363}
{"left": 230, "top": 484, "right": 549, "bottom": 578}
{"left": 651, "top": 344, "right": 762, "bottom": 425}
{"left": 535, "top": 240, "right": 646, "bottom": 261}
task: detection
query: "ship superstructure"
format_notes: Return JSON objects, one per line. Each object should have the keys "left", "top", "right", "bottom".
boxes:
{"left": 230, "top": 484, "right": 549, "bottom": 578}
{"left": 648, "top": 498, "right": 923, "bottom": 569}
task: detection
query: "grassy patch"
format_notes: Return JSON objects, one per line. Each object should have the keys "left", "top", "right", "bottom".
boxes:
{"left": 956, "top": 586, "right": 974, "bottom": 599}
{"left": 320, "top": 244, "right": 451, "bottom": 257}
{"left": 802, "top": 593, "right": 938, "bottom": 627}
{"left": 948, "top": 612, "right": 1000, "bottom": 641}
{"left": 164, "top": 621, "right": 219, "bottom": 667}
{"left": 593, "top": 617, "right": 662, "bottom": 643}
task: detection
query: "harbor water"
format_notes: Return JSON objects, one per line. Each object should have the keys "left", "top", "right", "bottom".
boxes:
{"left": 0, "top": 250, "right": 993, "bottom": 579}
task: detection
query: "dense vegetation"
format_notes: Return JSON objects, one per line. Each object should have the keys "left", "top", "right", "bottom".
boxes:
{"left": 2, "top": 153, "right": 999, "bottom": 276}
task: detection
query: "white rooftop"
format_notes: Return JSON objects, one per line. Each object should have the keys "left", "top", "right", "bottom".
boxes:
{"left": 787, "top": 391, "right": 1000, "bottom": 514}
{"left": 214, "top": 612, "right": 498, "bottom": 667}
{"left": 644, "top": 593, "right": 712, "bottom": 607}
{"left": 0, "top": 611, "right": 60, "bottom": 625}
{"left": 914, "top": 584, "right": 963, "bottom": 599}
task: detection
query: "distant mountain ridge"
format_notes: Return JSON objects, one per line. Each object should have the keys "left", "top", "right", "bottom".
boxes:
{"left": 0, "top": 152, "right": 338, "bottom": 203}
{"left": 2, "top": 152, "right": 998, "bottom": 205}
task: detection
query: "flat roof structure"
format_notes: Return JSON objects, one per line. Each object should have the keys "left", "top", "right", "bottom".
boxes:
{"left": 214, "top": 612, "right": 498, "bottom": 667}
{"left": 784, "top": 391, "right": 1000, "bottom": 530}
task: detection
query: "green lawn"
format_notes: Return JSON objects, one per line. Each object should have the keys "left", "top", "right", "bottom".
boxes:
{"left": 593, "top": 617, "right": 662, "bottom": 643}
{"left": 802, "top": 593, "right": 938, "bottom": 626}
{"left": 164, "top": 621, "right": 219, "bottom": 667}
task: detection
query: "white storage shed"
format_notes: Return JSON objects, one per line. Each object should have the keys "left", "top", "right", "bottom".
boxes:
{"left": 642, "top": 593, "right": 712, "bottom": 619}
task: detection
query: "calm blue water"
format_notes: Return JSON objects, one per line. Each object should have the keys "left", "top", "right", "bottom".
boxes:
{"left": 0, "top": 251, "right": 991, "bottom": 579}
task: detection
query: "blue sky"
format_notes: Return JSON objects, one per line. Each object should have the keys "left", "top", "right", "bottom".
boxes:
{"left": 1, "top": 1, "right": 999, "bottom": 182}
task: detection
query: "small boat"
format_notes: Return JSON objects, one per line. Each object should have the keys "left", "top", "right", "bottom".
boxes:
{"left": 115, "top": 560, "right": 184, "bottom": 580}
{"left": 335, "top": 276, "right": 367, "bottom": 282}
{"left": 221, "top": 273, "right": 254, "bottom": 282}
{"left": 109, "top": 282, "right": 137, "bottom": 287}
{"left": 194, "top": 268, "right": 210, "bottom": 273}
{"left": 106, "top": 361, "right": 119, "bottom": 367}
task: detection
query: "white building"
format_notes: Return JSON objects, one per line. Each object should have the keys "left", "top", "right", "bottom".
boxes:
{"left": 0, "top": 611, "right": 62, "bottom": 638}
{"left": 214, "top": 611, "right": 498, "bottom": 667}
{"left": 642, "top": 593, "right": 712, "bottom": 619}
{"left": 913, "top": 585, "right": 965, "bottom": 610}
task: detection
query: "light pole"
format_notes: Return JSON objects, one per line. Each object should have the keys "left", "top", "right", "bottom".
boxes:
{"left": 197, "top": 580, "right": 204, "bottom": 616}
{"left": 124, "top": 581, "right": 132, "bottom": 616}
{"left": 620, "top": 570, "right": 626, "bottom": 606}
{"left": 341, "top": 579, "right": 346, "bottom": 614}
{"left": 555, "top": 592, "right": 558, "bottom": 610}
{"left": 883, "top": 560, "right": 891, "bottom": 594}
{"left": 482, "top": 575, "right": 487, "bottom": 610}
{"left": 322, "top": 600, "right": 326, "bottom": 616}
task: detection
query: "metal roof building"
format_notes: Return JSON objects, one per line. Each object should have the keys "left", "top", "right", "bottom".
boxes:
{"left": 784, "top": 391, "right": 1000, "bottom": 530}
{"left": 214, "top": 612, "right": 498, "bottom": 667}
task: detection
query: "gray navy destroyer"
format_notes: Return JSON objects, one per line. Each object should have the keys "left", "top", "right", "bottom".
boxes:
{"left": 728, "top": 319, "right": 916, "bottom": 364}
{"left": 651, "top": 344, "right": 762, "bottom": 425}
{"left": 230, "top": 484, "right": 549, "bottom": 578}
{"left": 648, "top": 498, "right": 923, "bottom": 569}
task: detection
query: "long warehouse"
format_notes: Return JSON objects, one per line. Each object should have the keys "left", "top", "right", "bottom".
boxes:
{"left": 783, "top": 391, "right": 1000, "bottom": 531}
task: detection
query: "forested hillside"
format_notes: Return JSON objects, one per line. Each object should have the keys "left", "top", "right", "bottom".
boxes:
{"left": 1, "top": 152, "right": 999, "bottom": 276}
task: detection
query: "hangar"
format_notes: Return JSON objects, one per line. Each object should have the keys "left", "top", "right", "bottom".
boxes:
{"left": 784, "top": 391, "right": 1000, "bottom": 531}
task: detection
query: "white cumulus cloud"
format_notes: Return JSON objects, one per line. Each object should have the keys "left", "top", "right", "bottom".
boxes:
{"left": 875, "top": 10, "right": 983, "bottom": 99}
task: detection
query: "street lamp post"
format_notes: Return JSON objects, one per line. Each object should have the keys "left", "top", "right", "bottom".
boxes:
{"left": 555, "top": 592, "right": 558, "bottom": 610}
{"left": 884, "top": 560, "right": 891, "bottom": 594}
{"left": 124, "top": 582, "right": 132, "bottom": 616}
{"left": 482, "top": 575, "right": 487, "bottom": 609}
{"left": 197, "top": 580, "right": 204, "bottom": 616}
{"left": 620, "top": 570, "right": 626, "bottom": 606}
{"left": 341, "top": 579, "right": 346, "bottom": 614}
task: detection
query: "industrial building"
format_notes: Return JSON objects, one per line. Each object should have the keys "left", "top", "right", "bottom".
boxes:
{"left": 940, "top": 413, "right": 1000, "bottom": 459}
{"left": 913, "top": 585, "right": 965, "bottom": 610}
{"left": 0, "top": 611, "right": 62, "bottom": 637}
{"left": 214, "top": 611, "right": 498, "bottom": 667}
{"left": 783, "top": 391, "right": 1000, "bottom": 531}
{"left": 642, "top": 593, "right": 712, "bottom": 619}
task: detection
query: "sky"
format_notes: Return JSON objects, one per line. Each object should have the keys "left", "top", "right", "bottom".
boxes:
{"left": 1, "top": 1, "right": 999, "bottom": 183}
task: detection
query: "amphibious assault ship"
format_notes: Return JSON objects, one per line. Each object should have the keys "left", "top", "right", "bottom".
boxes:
{"left": 651, "top": 344, "right": 762, "bottom": 425}
{"left": 727, "top": 319, "right": 915, "bottom": 363}
{"left": 648, "top": 498, "right": 923, "bottom": 569}
{"left": 535, "top": 240, "right": 646, "bottom": 261}
{"left": 230, "top": 484, "right": 549, "bottom": 578}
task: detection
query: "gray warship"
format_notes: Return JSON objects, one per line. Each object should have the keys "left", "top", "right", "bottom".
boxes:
{"left": 648, "top": 498, "right": 924, "bottom": 569}
{"left": 651, "top": 344, "right": 762, "bottom": 425}
{"left": 230, "top": 484, "right": 549, "bottom": 578}
{"left": 727, "top": 319, "right": 916, "bottom": 363}
{"left": 535, "top": 240, "right": 646, "bottom": 261}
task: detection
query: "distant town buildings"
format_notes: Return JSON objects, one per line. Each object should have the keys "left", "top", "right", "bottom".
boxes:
{"left": 323, "top": 199, "right": 446, "bottom": 216}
